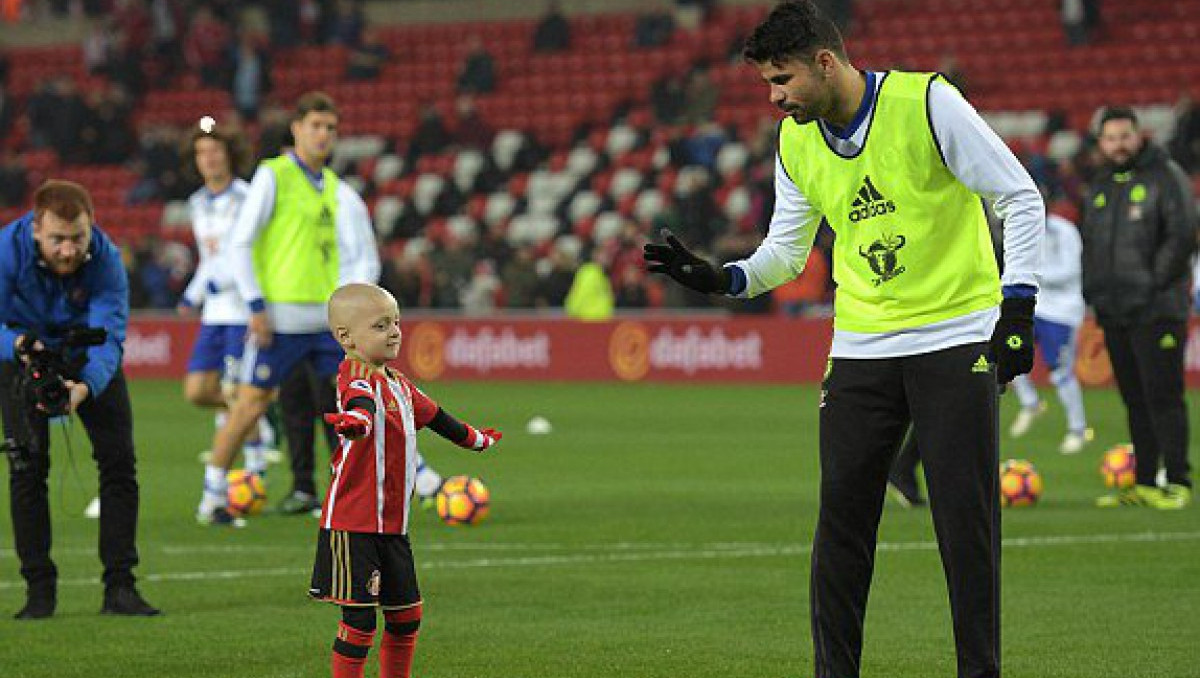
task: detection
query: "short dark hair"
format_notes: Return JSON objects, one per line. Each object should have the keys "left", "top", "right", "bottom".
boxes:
{"left": 33, "top": 180, "right": 94, "bottom": 224}
{"left": 743, "top": 0, "right": 846, "bottom": 66}
{"left": 180, "top": 125, "right": 252, "bottom": 184}
{"left": 1098, "top": 106, "right": 1138, "bottom": 130}
{"left": 295, "top": 91, "right": 339, "bottom": 121}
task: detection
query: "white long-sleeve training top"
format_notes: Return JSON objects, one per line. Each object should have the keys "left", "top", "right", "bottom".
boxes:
{"left": 1035, "top": 213, "right": 1085, "bottom": 327}
{"left": 183, "top": 178, "right": 250, "bottom": 326}
{"left": 729, "top": 72, "right": 1044, "bottom": 359}
{"left": 228, "top": 157, "right": 382, "bottom": 334}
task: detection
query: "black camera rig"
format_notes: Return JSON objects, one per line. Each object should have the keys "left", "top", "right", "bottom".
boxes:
{"left": 2, "top": 327, "right": 107, "bottom": 471}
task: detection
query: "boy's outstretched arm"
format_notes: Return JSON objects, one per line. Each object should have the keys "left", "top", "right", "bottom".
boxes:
{"left": 426, "top": 408, "right": 502, "bottom": 452}
{"left": 324, "top": 395, "right": 376, "bottom": 440}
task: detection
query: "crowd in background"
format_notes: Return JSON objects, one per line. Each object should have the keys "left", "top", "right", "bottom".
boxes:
{"left": 0, "top": 0, "right": 1197, "bottom": 315}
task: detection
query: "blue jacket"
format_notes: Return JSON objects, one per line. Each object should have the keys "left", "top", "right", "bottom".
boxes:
{"left": 0, "top": 212, "right": 129, "bottom": 397}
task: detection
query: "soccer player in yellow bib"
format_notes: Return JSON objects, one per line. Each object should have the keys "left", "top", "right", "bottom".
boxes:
{"left": 645, "top": 3, "right": 1043, "bottom": 677}
{"left": 195, "top": 92, "right": 384, "bottom": 525}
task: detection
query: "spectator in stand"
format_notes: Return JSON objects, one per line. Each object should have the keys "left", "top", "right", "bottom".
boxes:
{"left": 345, "top": 26, "right": 389, "bottom": 80}
{"left": 298, "top": 0, "right": 327, "bottom": 45}
{"left": 184, "top": 4, "right": 232, "bottom": 87}
{"left": 42, "top": 77, "right": 89, "bottom": 164}
{"left": 113, "top": 0, "right": 151, "bottom": 55}
{"left": 461, "top": 260, "right": 501, "bottom": 314}
{"left": 81, "top": 84, "right": 135, "bottom": 165}
{"left": 1061, "top": 0, "right": 1099, "bottom": 46}
{"left": 0, "top": 82, "right": 12, "bottom": 140}
{"left": 256, "top": 104, "right": 292, "bottom": 160}
{"left": 405, "top": 102, "right": 451, "bottom": 167}
{"left": 328, "top": 0, "right": 364, "bottom": 46}
{"left": 127, "top": 125, "right": 184, "bottom": 203}
{"left": 456, "top": 36, "right": 496, "bottom": 94}
{"left": 615, "top": 267, "right": 650, "bottom": 308}
{"left": 452, "top": 94, "right": 494, "bottom": 150}
{"left": 1168, "top": 92, "right": 1200, "bottom": 173}
{"left": 148, "top": 0, "right": 181, "bottom": 75}
{"left": 429, "top": 237, "right": 475, "bottom": 308}
{"left": 132, "top": 236, "right": 175, "bottom": 309}
{"left": 533, "top": 0, "right": 570, "bottom": 53}
{"left": 607, "top": 220, "right": 646, "bottom": 283}
{"left": 0, "top": 150, "right": 27, "bottom": 207}
{"left": 683, "top": 122, "right": 727, "bottom": 170}
{"left": 230, "top": 30, "right": 272, "bottom": 121}
{"left": 674, "top": 0, "right": 716, "bottom": 32}
{"left": 501, "top": 245, "right": 540, "bottom": 308}
{"left": 675, "top": 168, "right": 725, "bottom": 247}
{"left": 633, "top": 11, "right": 674, "bottom": 48}
{"left": 380, "top": 248, "right": 431, "bottom": 309}
{"left": 83, "top": 18, "right": 116, "bottom": 75}
{"left": 682, "top": 67, "right": 719, "bottom": 124}
{"left": 650, "top": 75, "right": 686, "bottom": 125}
{"left": 263, "top": 0, "right": 302, "bottom": 47}
{"left": 537, "top": 244, "right": 579, "bottom": 308}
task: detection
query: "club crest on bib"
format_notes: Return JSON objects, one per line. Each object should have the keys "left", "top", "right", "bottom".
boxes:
{"left": 858, "top": 232, "right": 907, "bottom": 286}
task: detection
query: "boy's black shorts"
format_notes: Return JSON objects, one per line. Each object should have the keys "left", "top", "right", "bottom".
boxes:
{"left": 309, "top": 529, "right": 421, "bottom": 609}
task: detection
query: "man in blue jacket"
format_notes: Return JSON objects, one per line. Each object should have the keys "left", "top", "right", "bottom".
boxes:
{"left": 0, "top": 180, "right": 159, "bottom": 619}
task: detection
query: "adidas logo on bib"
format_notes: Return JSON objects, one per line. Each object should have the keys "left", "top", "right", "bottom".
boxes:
{"left": 848, "top": 175, "right": 896, "bottom": 222}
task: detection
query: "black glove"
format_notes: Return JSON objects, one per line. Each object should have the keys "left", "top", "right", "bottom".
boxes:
{"left": 643, "top": 230, "right": 731, "bottom": 295}
{"left": 990, "top": 297, "right": 1035, "bottom": 384}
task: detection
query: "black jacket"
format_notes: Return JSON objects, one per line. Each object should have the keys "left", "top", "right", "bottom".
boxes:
{"left": 1080, "top": 142, "right": 1198, "bottom": 326}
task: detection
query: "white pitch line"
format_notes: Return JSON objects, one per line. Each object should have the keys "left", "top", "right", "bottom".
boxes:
{"left": 0, "top": 531, "right": 1197, "bottom": 590}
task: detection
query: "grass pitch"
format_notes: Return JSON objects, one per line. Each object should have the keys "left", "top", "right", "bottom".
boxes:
{"left": 1, "top": 380, "right": 1197, "bottom": 678}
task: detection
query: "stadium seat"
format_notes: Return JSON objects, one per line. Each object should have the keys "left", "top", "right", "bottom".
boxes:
{"left": 373, "top": 154, "right": 405, "bottom": 184}
{"left": 591, "top": 211, "right": 625, "bottom": 246}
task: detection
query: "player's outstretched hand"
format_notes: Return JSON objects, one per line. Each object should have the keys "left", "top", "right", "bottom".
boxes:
{"left": 323, "top": 412, "right": 370, "bottom": 440}
{"left": 990, "top": 297, "right": 1035, "bottom": 384}
{"left": 643, "top": 230, "right": 731, "bottom": 295}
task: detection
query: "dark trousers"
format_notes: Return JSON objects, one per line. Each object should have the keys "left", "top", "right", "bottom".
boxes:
{"left": 814, "top": 343, "right": 1000, "bottom": 678}
{"left": 278, "top": 362, "right": 338, "bottom": 497}
{"left": 1103, "top": 322, "right": 1191, "bottom": 488}
{"left": 890, "top": 424, "right": 921, "bottom": 481}
{"left": 1, "top": 363, "right": 140, "bottom": 593}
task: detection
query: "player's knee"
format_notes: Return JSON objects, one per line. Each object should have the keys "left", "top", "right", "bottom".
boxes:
{"left": 384, "top": 605, "right": 422, "bottom": 636}
{"left": 183, "top": 379, "right": 217, "bottom": 407}
{"left": 341, "top": 605, "right": 376, "bottom": 633}
{"left": 234, "top": 386, "right": 272, "bottom": 418}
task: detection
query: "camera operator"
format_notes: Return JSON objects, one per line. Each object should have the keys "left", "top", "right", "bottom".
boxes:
{"left": 0, "top": 180, "right": 160, "bottom": 619}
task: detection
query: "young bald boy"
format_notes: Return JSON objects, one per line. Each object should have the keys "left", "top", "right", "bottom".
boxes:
{"left": 309, "top": 283, "right": 501, "bottom": 678}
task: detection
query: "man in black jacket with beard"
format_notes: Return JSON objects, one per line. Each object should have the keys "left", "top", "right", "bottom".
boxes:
{"left": 1083, "top": 107, "right": 1197, "bottom": 510}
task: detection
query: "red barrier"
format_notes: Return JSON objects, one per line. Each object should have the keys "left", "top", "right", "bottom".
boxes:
{"left": 122, "top": 315, "right": 1200, "bottom": 386}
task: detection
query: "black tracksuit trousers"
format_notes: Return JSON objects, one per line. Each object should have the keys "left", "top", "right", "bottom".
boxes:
{"left": 1102, "top": 322, "right": 1191, "bottom": 488}
{"left": 1, "top": 363, "right": 140, "bottom": 596}
{"left": 278, "top": 362, "right": 339, "bottom": 497}
{"left": 813, "top": 342, "right": 1000, "bottom": 678}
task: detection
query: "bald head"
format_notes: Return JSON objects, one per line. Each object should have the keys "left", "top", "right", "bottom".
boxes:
{"left": 328, "top": 283, "right": 396, "bottom": 328}
{"left": 328, "top": 284, "right": 403, "bottom": 363}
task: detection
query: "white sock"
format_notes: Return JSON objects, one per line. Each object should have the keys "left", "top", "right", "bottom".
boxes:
{"left": 199, "top": 464, "right": 229, "bottom": 513}
{"left": 1011, "top": 374, "right": 1040, "bottom": 411}
{"left": 1053, "top": 371, "right": 1088, "bottom": 433}
{"left": 243, "top": 444, "right": 268, "bottom": 476}
{"left": 256, "top": 416, "right": 276, "bottom": 449}
{"left": 414, "top": 455, "right": 443, "bottom": 498}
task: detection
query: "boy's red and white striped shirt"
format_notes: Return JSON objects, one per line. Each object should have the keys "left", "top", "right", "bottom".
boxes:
{"left": 320, "top": 358, "right": 439, "bottom": 534}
